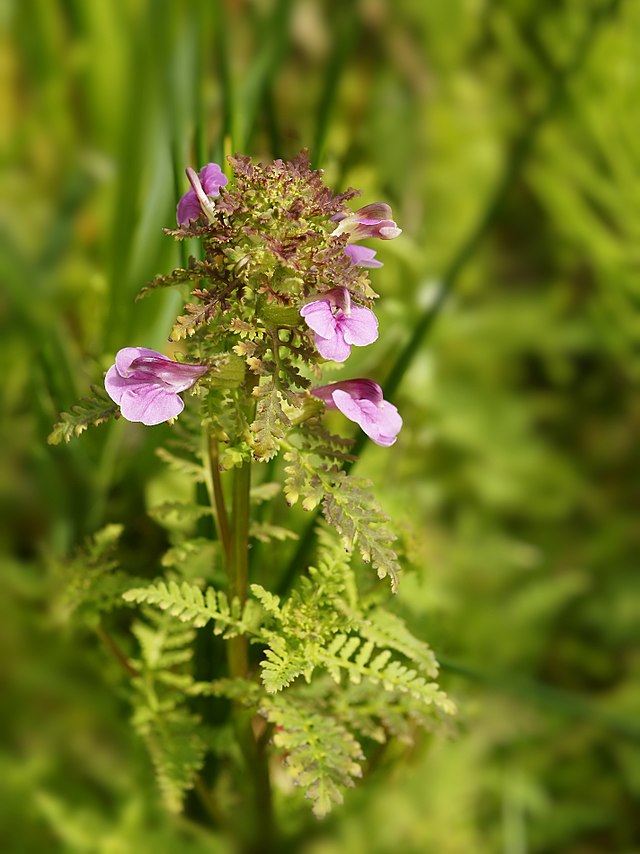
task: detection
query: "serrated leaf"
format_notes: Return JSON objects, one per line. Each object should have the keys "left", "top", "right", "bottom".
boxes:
{"left": 156, "top": 447, "right": 207, "bottom": 482}
{"left": 201, "top": 353, "right": 246, "bottom": 389}
{"left": 250, "top": 521, "right": 298, "bottom": 543}
{"left": 249, "top": 388, "right": 290, "bottom": 461}
{"left": 149, "top": 502, "right": 212, "bottom": 526}
{"left": 262, "top": 695, "right": 364, "bottom": 818}
{"left": 51, "top": 524, "right": 135, "bottom": 624}
{"left": 48, "top": 385, "right": 119, "bottom": 444}
{"left": 250, "top": 584, "right": 281, "bottom": 615}
{"left": 170, "top": 296, "right": 223, "bottom": 340}
{"left": 123, "top": 580, "right": 257, "bottom": 638}
{"left": 136, "top": 258, "right": 223, "bottom": 301}
{"left": 250, "top": 482, "right": 282, "bottom": 504}
{"left": 322, "top": 476, "right": 400, "bottom": 593}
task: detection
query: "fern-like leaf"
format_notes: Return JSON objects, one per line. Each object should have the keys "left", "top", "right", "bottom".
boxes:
{"left": 148, "top": 501, "right": 212, "bottom": 527}
{"left": 130, "top": 612, "right": 207, "bottom": 814}
{"left": 250, "top": 387, "right": 290, "bottom": 462}
{"left": 170, "top": 296, "right": 223, "bottom": 341}
{"left": 123, "top": 580, "right": 261, "bottom": 638}
{"left": 160, "top": 537, "right": 222, "bottom": 578}
{"left": 262, "top": 695, "right": 364, "bottom": 818}
{"left": 250, "top": 521, "right": 298, "bottom": 543}
{"left": 283, "top": 439, "right": 400, "bottom": 589}
{"left": 137, "top": 712, "right": 208, "bottom": 814}
{"left": 52, "top": 524, "right": 136, "bottom": 625}
{"left": 154, "top": 409, "right": 207, "bottom": 482}
{"left": 322, "top": 474, "right": 400, "bottom": 593}
{"left": 136, "top": 258, "right": 224, "bottom": 301}
{"left": 259, "top": 636, "right": 316, "bottom": 693}
{"left": 360, "top": 608, "right": 439, "bottom": 676}
{"left": 48, "top": 385, "right": 119, "bottom": 444}
{"left": 283, "top": 450, "right": 324, "bottom": 510}
{"left": 318, "top": 636, "right": 454, "bottom": 711}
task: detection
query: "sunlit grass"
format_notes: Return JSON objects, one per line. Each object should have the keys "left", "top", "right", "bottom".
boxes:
{"left": 2, "top": 0, "right": 638, "bottom": 850}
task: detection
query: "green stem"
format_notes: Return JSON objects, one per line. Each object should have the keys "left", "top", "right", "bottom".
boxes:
{"left": 207, "top": 436, "right": 232, "bottom": 566}
{"left": 193, "top": 775, "right": 226, "bottom": 828}
{"left": 227, "top": 457, "right": 251, "bottom": 678}
{"left": 96, "top": 625, "right": 139, "bottom": 678}
{"left": 226, "top": 454, "right": 275, "bottom": 851}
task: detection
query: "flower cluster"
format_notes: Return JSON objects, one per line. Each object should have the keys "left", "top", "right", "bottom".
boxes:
{"left": 104, "top": 154, "right": 402, "bottom": 447}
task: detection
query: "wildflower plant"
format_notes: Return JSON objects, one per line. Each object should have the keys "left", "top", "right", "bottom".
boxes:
{"left": 49, "top": 152, "right": 453, "bottom": 842}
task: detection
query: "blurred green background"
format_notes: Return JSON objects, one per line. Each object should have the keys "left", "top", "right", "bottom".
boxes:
{"left": 2, "top": 0, "right": 640, "bottom": 851}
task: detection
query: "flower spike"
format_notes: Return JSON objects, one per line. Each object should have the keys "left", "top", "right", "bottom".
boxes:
{"left": 312, "top": 379, "right": 402, "bottom": 446}
{"left": 105, "top": 347, "right": 208, "bottom": 425}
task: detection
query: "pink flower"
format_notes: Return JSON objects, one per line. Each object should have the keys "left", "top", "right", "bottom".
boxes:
{"left": 176, "top": 163, "right": 228, "bottom": 226}
{"left": 300, "top": 287, "right": 378, "bottom": 362}
{"left": 311, "top": 379, "right": 402, "bottom": 447}
{"left": 105, "top": 347, "right": 208, "bottom": 425}
{"left": 344, "top": 245, "right": 383, "bottom": 269}
{"left": 332, "top": 203, "right": 402, "bottom": 242}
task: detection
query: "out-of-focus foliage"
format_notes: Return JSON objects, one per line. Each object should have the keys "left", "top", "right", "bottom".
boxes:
{"left": 1, "top": 0, "right": 639, "bottom": 851}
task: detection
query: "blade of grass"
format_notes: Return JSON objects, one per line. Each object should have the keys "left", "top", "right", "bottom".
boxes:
{"left": 212, "top": 0, "right": 237, "bottom": 156}
{"left": 277, "top": 0, "right": 623, "bottom": 596}
{"left": 382, "top": 0, "right": 622, "bottom": 403}
{"left": 236, "top": 0, "right": 294, "bottom": 152}
{"left": 310, "top": 3, "right": 359, "bottom": 168}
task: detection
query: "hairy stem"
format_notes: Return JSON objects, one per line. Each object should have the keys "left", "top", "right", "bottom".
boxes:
{"left": 193, "top": 776, "right": 226, "bottom": 828}
{"left": 207, "top": 435, "right": 232, "bottom": 565}
{"left": 96, "top": 625, "right": 139, "bottom": 678}
{"left": 227, "top": 457, "right": 251, "bottom": 678}
{"left": 226, "top": 454, "right": 275, "bottom": 851}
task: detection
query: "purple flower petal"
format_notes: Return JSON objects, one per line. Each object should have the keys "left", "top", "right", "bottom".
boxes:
{"left": 314, "top": 333, "right": 352, "bottom": 362}
{"left": 344, "top": 245, "right": 383, "bottom": 269}
{"left": 105, "top": 347, "right": 207, "bottom": 426}
{"left": 115, "top": 347, "right": 170, "bottom": 376}
{"left": 354, "top": 203, "right": 394, "bottom": 221}
{"left": 311, "top": 379, "right": 401, "bottom": 446}
{"left": 176, "top": 190, "right": 202, "bottom": 227}
{"left": 331, "top": 391, "right": 402, "bottom": 446}
{"left": 299, "top": 300, "right": 338, "bottom": 340}
{"left": 349, "top": 219, "right": 402, "bottom": 241}
{"left": 199, "top": 163, "right": 228, "bottom": 196}
{"left": 301, "top": 289, "right": 378, "bottom": 362}
{"left": 378, "top": 223, "right": 402, "bottom": 240}
{"left": 120, "top": 385, "right": 185, "bottom": 426}
{"left": 312, "top": 379, "right": 383, "bottom": 407}
{"left": 370, "top": 400, "right": 403, "bottom": 446}
{"left": 176, "top": 162, "right": 227, "bottom": 226}
{"left": 129, "top": 356, "right": 208, "bottom": 392}
{"left": 104, "top": 364, "right": 129, "bottom": 405}
{"left": 332, "top": 202, "right": 401, "bottom": 242}
{"left": 341, "top": 305, "right": 378, "bottom": 347}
